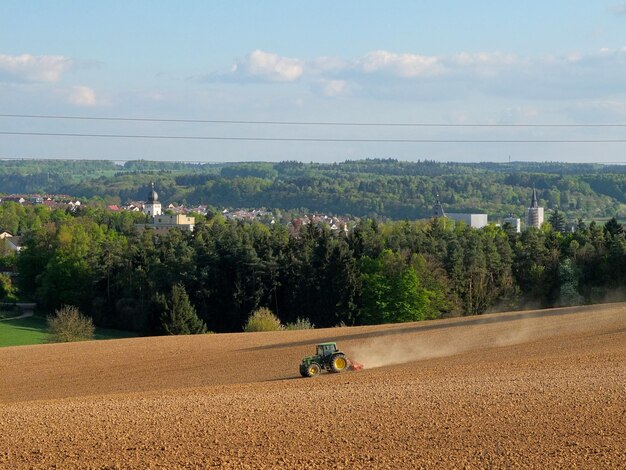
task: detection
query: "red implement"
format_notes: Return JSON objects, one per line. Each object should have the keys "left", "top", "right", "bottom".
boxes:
{"left": 348, "top": 359, "right": 364, "bottom": 371}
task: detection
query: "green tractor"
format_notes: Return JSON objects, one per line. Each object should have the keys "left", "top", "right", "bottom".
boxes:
{"left": 299, "top": 342, "right": 351, "bottom": 377}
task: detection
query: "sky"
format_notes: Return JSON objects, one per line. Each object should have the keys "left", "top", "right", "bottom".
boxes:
{"left": 1, "top": 1, "right": 626, "bottom": 163}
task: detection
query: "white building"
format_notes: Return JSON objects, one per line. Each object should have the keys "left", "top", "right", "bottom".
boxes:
{"left": 136, "top": 214, "right": 196, "bottom": 234}
{"left": 447, "top": 213, "right": 489, "bottom": 229}
{"left": 503, "top": 216, "right": 521, "bottom": 233}
{"left": 526, "top": 188, "right": 544, "bottom": 229}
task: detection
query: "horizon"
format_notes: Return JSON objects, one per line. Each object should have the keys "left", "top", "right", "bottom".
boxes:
{"left": 1, "top": 156, "right": 626, "bottom": 166}
{"left": 0, "top": 156, "right": 626, "bottom": 167}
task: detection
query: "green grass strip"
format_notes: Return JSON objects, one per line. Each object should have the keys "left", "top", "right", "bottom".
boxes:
{"left": 0, "top": 315, "right": 139, "bottom": 347}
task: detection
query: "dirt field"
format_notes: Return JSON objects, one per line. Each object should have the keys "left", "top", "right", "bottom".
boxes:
{"left": 1, "top": 303, "right": 625, "bottom": 468}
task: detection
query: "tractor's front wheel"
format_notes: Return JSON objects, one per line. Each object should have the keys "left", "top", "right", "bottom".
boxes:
{"left": 329, "top": 353, "right": 348, "bottom": 373}
{"left": 303, "top": 362, "right": 321, "bottom": 377}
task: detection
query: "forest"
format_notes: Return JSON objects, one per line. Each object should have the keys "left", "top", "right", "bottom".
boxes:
{"left": 0, "top": 158, "right": 625, "bottom": 221}
{"left": 1, "top": 200, "right": 624, "bottom": 334}
{"left": 1, "top": 158, "right": 625, "bottom": 334}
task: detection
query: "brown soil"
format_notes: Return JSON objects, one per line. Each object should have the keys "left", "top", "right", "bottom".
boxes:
{"left": 1, "top": 304, "right": 625, "bottom": 468}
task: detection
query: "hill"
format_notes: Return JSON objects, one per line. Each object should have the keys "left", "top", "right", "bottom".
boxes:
{"left": 1, "top": 158, "right": 625, "bottom": 220}
{"left": 1, "top": 303, "right": 624, "bottom": 468}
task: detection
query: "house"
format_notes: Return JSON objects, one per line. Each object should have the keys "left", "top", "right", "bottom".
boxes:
{"left": 0, "top": 232, "right": 22, "bottom": 252}
{"left": 503, "top": 216, "right": 521, "bottom": 233}
{"left": 67, "top": 200, "right": 81, "bottom": 212}
{"left": 43, "top": 198, "right": 56, "bottom": 208}
{"left": 3, "top": 196, "right": 26, "bottom": 204}
{"left": 125, "top": 203, "right": 142, "bottom": 212}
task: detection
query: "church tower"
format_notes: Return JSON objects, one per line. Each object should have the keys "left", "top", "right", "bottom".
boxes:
{"left": 143, "top": 182, "right": 162, "bottom": 217}
{"left": 432, "top": 194, "right": 446, "bottom": 218}
{"left": 526, "top": 187, "right": 544, "bottom": 229}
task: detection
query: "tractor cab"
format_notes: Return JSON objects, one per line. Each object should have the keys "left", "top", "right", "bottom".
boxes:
{"left": 316, "top": 342, "right": 337, "bottom": 358}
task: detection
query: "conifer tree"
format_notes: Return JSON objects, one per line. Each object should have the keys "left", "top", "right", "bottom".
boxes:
{"left": 549, "top": 208, "right": 566, "bottom": 233}
{"left": 603, "top": 217, "right": 623, "bottom": 239}
{"left": 158, "top": 283, "right": 207, "bottom": 335}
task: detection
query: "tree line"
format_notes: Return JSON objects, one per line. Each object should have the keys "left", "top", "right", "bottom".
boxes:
{"left": 0, "top": 159, "right": 625, "bottom": 221}
{"left": 4, "top": 203, "right": 625, "bottom": 334}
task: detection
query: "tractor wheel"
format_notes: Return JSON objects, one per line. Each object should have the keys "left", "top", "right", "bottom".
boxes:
{"left": 329, "top": 353, "right": 348, "bottom": 373}
{"left": 303, "top": 363, "right": 321, "bottom": 377}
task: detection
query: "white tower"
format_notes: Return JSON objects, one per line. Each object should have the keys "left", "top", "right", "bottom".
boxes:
{"left": 143, "top": 182, "right": 162, "bottom": 217}
{"left": 526, "top": 187, "right": 544, "bottom": 229}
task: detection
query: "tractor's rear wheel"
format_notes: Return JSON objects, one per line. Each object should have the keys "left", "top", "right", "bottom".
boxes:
{"left": 303, "top": 362, "right": 321, "bottom": 377}
{"left": 329, "top": 353, "right": 348, "bottom": 373}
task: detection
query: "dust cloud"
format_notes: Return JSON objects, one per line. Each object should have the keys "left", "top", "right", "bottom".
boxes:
{"left": 346, "top": 305, "right": 619, "bottom": 369}
{"left": 348, "top": 335, "right": 466, "bottom": 369}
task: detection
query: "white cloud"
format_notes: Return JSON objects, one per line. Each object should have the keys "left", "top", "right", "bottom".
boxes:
{"left": 69, "top": 85, "right": 98, "bottom": 106}
{"left": 212, "top": 47, "right": 626, "bottom": 104}
{"left": 233, "top": 49, "right": 304, "bottom": 82}
{"left": 451, "top": 52, "right": 518, "bottom": 66}
{"left": 315, "top": 79, "right": 349, "bottom": 97}
{"left": 0, "top": 54, "right": 73, "bottom": 82}
{"left": 359, "top": 50, "right": 443, "bottom": 77}
{"left": 446, "top": 52, "right": 522, "bottom": 79}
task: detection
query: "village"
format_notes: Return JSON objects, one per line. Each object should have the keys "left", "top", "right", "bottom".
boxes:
{"left": 0, "top": 187, "right": 355, "bottom": 250}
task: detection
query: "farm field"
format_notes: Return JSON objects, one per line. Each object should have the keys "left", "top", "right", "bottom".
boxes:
{"left": 0, "top": 303, "right": 625, "bottom": 468}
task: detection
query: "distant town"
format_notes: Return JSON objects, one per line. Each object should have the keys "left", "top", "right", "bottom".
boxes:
{"left": 1, "top": 183, "right": 616, "bottom": 238}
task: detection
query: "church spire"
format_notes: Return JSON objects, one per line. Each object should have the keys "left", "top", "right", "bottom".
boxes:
{"left": 144, "top": 182, "right": 162, "bottom": 217}
{"left": 530, "top": 187, "right": 539, "bottom": 209}
{"left": 526, "top": 186, "right": 544, "bottom": 229}
{"left": 433, "top": 193, "right": 446, "bottom": 218}
{"left": 148, "top": 182, "right": 159, "bottom": 203}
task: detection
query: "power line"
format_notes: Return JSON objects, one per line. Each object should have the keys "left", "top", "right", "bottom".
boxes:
{"left": 1, "top": 113, "right": 626, "bottom": 128}
{"left": 1, "top": 131, "right": 625, "bottom": 143}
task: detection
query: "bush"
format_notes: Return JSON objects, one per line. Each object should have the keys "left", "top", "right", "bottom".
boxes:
{"left": 244, "top": 307, "right": 283, "bottom": 332}
{"left": 284, "top": 317, "right": 315, "bottom": 330}
{"left": 47, "top": 305, "right": 95, "bottom": 342}
{"left": 0, "top": 273, "right": 16, "bottom": 301}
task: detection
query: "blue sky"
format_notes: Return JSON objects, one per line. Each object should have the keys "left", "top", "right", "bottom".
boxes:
{"left": 1, "top": 1, "right": 626, "bottom": 163}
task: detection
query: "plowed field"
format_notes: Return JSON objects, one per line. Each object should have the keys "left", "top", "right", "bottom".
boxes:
{"left": 1, "top": 304, "right": 625, "bottom": 468}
